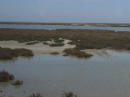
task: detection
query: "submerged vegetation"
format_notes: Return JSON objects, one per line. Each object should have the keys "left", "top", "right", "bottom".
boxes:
{"left": 29, "top": 93, "right": 43, "bottom": 97}
{"left": 12, "top": 80, "right": 23, "bottom": 86}
{"left": 63, "top": 48, "right": 92, "bottom": 58}
{"left": 63, "top": 92, "right": 77, "bottom": 97}
{"left": 0, "top": 47, "right": 33, "bottom": 60}
{"left": 28, "top": 92, "right": 77, "bottom": 97}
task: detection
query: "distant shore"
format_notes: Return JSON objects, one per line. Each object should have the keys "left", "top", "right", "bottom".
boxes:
{"left": 1, "top": 22, "right": 130, "bottom": 27}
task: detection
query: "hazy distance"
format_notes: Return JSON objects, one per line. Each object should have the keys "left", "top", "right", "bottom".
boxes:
{"left": 0, "top": 0, "right": 130, "bottom": 23}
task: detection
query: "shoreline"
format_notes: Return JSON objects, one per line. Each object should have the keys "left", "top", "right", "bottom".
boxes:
{"left": 0, "top": 40, "right": 75, "bottom": 55}
{"left": 0, "top": 28, "right": 130, "bottom": 50}
{"left": 1, "top": 22, "right": 130, "bottom": 27}
{"left": 0, "top": 28, "right": 130, "bottom": 57}
{"left": 0, "top": 40, "right": 129, "bottom": 57}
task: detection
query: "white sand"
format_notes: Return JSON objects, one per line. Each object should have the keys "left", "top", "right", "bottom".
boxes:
{"left": 0, "top": 40, "right": 124, "bottom": 57}
{"left": 0, "top": 39, "right": 75, "bottom": 55}
{"left": 82, "top": 49, "right": 112, "bottom": 57}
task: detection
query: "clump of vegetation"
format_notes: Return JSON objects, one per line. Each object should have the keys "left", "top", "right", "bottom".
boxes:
{"left": 50, "top": 52, "right": 59, "bottom": 55}
{"left": 43, "top": 41, "right": 50, "bottom": 45}
{"left": 49, "top": 43, "right": 64, "bottom": 47}
{"left": 14, "top": 48, "right": 34, "bottom": 57}
{"left": 12, "top": 80, "right": 23, "bottom": 86}
{"left": 54, "top": 38, "right": 64, "bottom": 43}
{"left": 50, "top": 38, "right": 65, "bottom": 47}
{"left": 0, "top": 71, "right": 15, "bottom": 82}
{"left": 63, "top": 92, "right": 77, "bottom": 97}
{"left": 29, "top": 93, "right": 43, "bottom": 97}
{"left": 63, "top": 48, "right": 92, "bottom": 58}
{"left": 0, "top": 47, "right": 33, "bottom": 60}
{"left": 43, "top": 38, "right": 64, "bottom": 47}
{"left": 26, "top": 41, "right": 39, "bottom": 45}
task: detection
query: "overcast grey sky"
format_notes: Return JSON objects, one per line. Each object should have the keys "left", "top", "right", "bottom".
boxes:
{"left": 0, "top": 0, "right": 130, "bottom": 23}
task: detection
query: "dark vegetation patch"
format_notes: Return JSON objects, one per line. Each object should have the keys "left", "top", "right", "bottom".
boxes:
{"left": 43, "top": 41, "right": 50, "bottom": 45}
{"left": 26, "top": 41, "right": 39, "bottom": 45}
{"left": 1, "top": 28, "right": 130, "bottom": 50}
{"left": 28, "top": 92, "right": 77, "bottom": 97}
{"left": 49, "top": 43, "right": 64, "bottom": 47}
{"left": 50, "top": 52, "right": 59, "bottom": 55}
{"left": 63, "top": 92, "right": 77, "bottom": 97}
{"left": 53, "top": 38, "right": 64, "bottom": 43}
{"left": 50, "top": 38, "right": 65, "bottom": 47}
{"left": 0, "top": 71, "right": 14, "bottom": 82}
{"left": 43, "top": 38, "right": 65, "bottom": 47}
{"left": 29, "top": 93, "right": 43, "bottom": 97}
{"left": 63, "top": 48, "right": 92, "bottom": 58}
{"left": 0, "top": 47, "right": 33, "bottom": 60}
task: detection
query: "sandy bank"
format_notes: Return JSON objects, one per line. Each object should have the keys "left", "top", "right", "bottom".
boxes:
{"left": 0, "top": 40, "right": 114, "bottom": 57}
{"left": 0, "top": 40, "right": 128, "bottom": 57}
{"left": 0, "top": 40, "right": 75, "bottom": 55}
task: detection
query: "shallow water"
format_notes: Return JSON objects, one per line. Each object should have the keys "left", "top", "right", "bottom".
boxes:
{"left": 1, "top": 24, "right": 130, "bottom": 31}
{"left": 0, "top": 51, "right": 130, "bottom": 97}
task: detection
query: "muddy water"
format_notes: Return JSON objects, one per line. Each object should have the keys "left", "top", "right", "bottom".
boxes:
{"left": 0, "top": 50, "right": 130, "bottom": 97}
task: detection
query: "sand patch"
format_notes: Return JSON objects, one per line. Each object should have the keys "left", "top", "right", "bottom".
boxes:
{"left": 0, "top": 39, "right": 75, "bottom": 55}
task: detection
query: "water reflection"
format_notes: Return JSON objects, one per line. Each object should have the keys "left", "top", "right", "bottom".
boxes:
{"left": 0, "top": 50, "right": 129, "bottom": 97}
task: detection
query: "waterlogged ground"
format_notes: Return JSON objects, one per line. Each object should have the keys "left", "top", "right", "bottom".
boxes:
{"left": 0, "top": 50, "right": 130, "bottom": 97}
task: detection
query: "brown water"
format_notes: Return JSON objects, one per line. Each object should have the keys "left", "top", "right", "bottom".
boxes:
{"left": 0, "top": 50, "right": 130, "bottom": 97}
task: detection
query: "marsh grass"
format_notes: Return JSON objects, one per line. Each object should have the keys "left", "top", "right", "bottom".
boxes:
{"left": 1, "top": 29, "right": 130, "bottom": 50}
{"left": 0, "top": 71, "right": 14, "bottom": 82}
{"left": 63, "top": 48, "right": 92, "bottom": 58}
{"left": 0, "top": 47, "right": 33, "bottom": 60}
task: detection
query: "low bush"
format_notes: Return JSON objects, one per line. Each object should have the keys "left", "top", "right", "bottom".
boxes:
{"left": 63, "top": 48, "right": 92, "bottom": 58}
{"left": 0, "top": 47, "right": 33, "bottom": 60}
{"left": 0, "top": 71, "right": 15, "bottom": 82}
